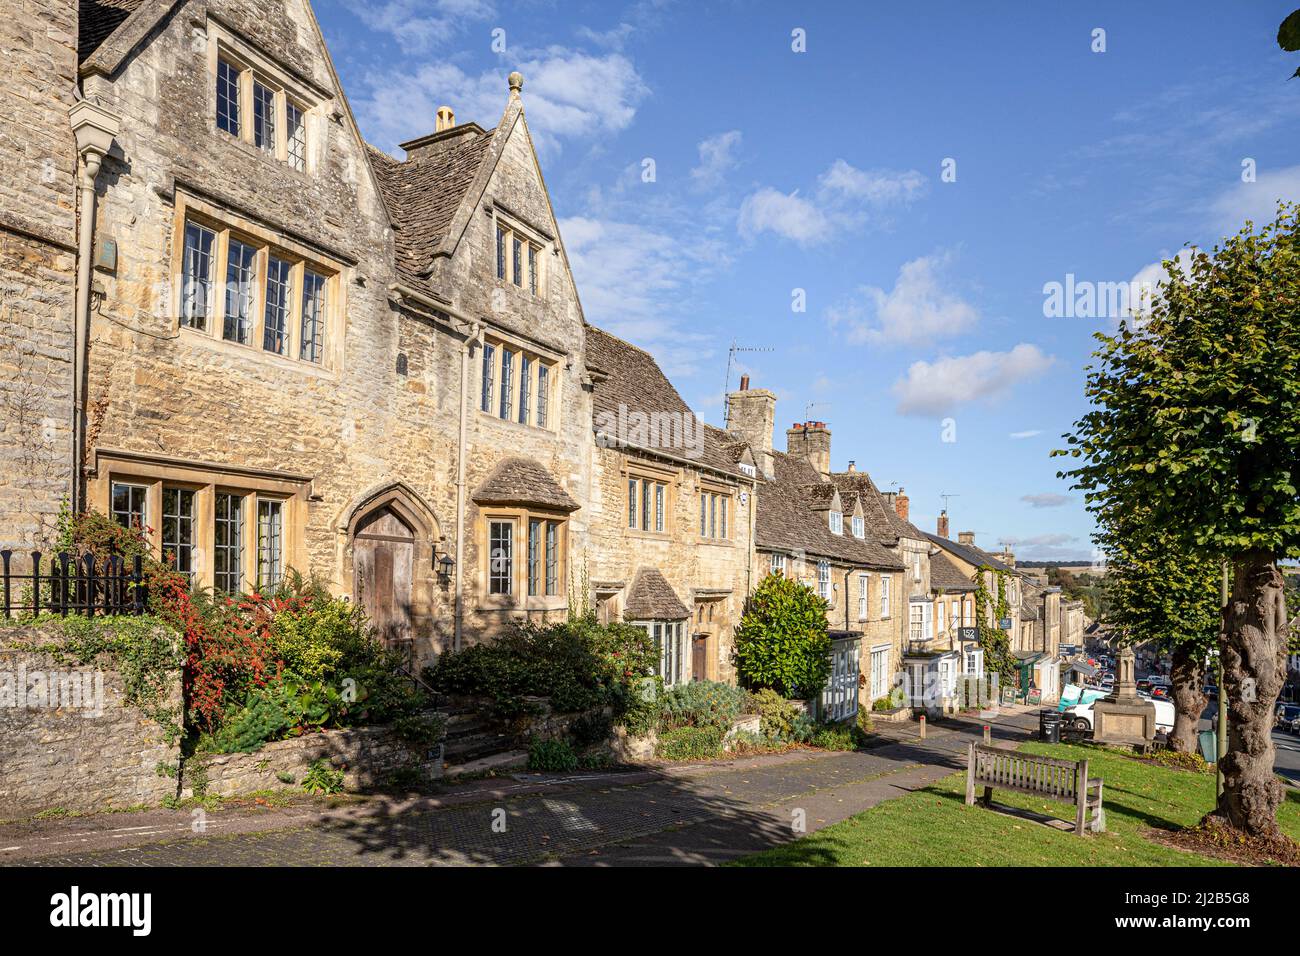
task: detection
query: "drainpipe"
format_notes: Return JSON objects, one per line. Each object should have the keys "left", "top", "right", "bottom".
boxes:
{"left": 68, "top": 100, "right": 120, "bottom": 514}
{"left": 453, "top": 320, "right": 483, "bottom": 652}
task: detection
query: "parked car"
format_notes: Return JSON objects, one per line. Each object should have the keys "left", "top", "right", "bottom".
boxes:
{"left": 1276, "top": 704, "right": 1300, "bottom": 733}
{"left": 1063, "top": 696, "right": 1175, "bottom": 735}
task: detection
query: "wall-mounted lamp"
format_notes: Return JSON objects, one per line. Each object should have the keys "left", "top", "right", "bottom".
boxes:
{"left": 433, "top": 545, "right": 455, "bottom": 585}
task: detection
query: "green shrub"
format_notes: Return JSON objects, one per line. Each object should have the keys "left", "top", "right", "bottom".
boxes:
{"left": 734, "top": 573, "right": 831, "bottom": 698}
{"left": 655, "top": 725, "right": 725, "bottom": 761}
{"left": 302, "top": 759, "right": 344, "bottom": 795}
{"left": 425, "top": 613, "right": 657, "bottom": 723}
{"left": 659, "top": 680, "right": 747, "bottom": 731}
{"left": 569, "top": 710, "right": 614, "bottom": 748}
{"left": 745, "top": 688, "right": 815, "bottom": 744}
{"left": 808, "top": 723, "right": 859, "bottom": 751}
{"left": 201, "top": 672, "right": 345, "bottom": 754}
{"left": 528, "top": 737, "right": 578, "bottom": 772}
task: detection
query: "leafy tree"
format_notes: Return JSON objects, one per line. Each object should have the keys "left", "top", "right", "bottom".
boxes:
{"left": 1279, "top": 9, "right": 1300, "bottom": 78}
{"left": 1096, "top": 504, "right": 1221, "bottom": 753}
{"left": 735, "top": 572, "right": 831, "bottom": 699}
{"left": 1057, "top": 203, "right": 1300, "bottom": 837}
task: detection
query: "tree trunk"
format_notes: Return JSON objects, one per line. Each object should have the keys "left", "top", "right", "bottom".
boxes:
{"left": 1168, "top": 643, "right": 1206, "bottom": 754}
{"left": 1214, "top": 550, "right": 1288, "bottom": 836}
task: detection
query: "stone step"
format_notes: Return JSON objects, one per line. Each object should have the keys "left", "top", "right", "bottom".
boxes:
{"left": 443, "top": 750, "right": 528, "bottom": 778}
{"left": 444, "top": 731, "right": 515, "bottom": 761}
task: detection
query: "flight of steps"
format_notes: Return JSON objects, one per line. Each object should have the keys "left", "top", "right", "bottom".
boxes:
{"left": 440, "top": 701, "right": 527, "bottom": 777}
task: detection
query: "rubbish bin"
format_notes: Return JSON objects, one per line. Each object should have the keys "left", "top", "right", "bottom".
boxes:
{"left": 1198, "top": 729, "right": 1217, "bottom": 765}
{"left": 1040, "top": 709, "right": 1062, "bottom": 743}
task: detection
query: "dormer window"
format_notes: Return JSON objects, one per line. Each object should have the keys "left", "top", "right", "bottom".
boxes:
{"left": 852, "top": 515, "right": 864, "bottom": 538}
{"left": 829, "top": 510, "right": 843, "bottom": 535}
{"left": 210, "top": 25, "right": 317, "bottom": 174}
{"left": 493, "top": 212, "right": 545, "bottom": 296}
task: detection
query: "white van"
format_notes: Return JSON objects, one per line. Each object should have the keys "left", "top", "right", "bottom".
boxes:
{"left": 1063, "top": 696, "right": 1174, "bottom": 735}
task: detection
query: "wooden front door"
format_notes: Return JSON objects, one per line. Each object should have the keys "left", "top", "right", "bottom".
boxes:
{"left": 352, "top": 506, "right": 414, "bottom": 652}
{"left": 692, "top": 633, "right": 708, "bottom": 682}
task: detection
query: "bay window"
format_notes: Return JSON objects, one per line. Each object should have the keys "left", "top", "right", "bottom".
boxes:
{"left": 634, "top": 620, "right": 687, "bottom": 688}
{"left": 483, "top": 508, "right": 568, "bottom": 603}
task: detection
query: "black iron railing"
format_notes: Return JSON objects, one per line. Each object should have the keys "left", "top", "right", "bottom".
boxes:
{"left": 0, "top": 550, "right": 146, "bottom": 618}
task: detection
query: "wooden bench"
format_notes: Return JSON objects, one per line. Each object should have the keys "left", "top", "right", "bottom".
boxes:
{"left": 965, "top": 743, "right": 1104, "bottom": 835}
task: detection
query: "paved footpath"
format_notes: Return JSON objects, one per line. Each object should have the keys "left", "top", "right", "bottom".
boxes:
{"left": 3, "top": 709, "right": 1038, "bottom": 867}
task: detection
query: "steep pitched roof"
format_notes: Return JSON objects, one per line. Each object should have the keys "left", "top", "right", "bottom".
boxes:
{"left": 925, "top": 532, "right": 1013, "bottom": 573}
{"left": 755, "top": 452, "right": 902, "bottom": 570}
{"left": 585, "top": 325, "right": 744, "bottom": 477}
{"left": 829, "top": 470, "right": 927, "bottom": 544}
{"left": 930, "top": 552, "right": 975, "bottom": 592}
{"left": 471, "top": 457, "right": 578, "bottom": 512}
{"left": 623, "top": 568, "right": 690, "bottom": 620}
{"left": 366, "top": 130, "right": 494, "bottom": 288}
{"left": 79, "top": 0, "right": 144, "bottom": 62}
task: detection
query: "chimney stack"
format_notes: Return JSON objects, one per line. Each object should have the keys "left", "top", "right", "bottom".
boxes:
{"left": 894, "top": 486, "right": 909, "bottom": 522}
{"left": 435, "top": 105, "right": 456, "bottom": 132}
{"left": 937, "top": 510, "right": 949, "bottom": 539}
{"left": 1001, "top": 545, "right": 1016, "bottom": 568}
{"left": 847, "top": 460, "right": 856, "bottom": 473}
{"left": 958, "top": 531, "right": 975, "bottom": 546}
{"left": 726, "top": 381, "right": 776, "bottom": 478}
{"left": 786, "top": 421, "right": 831, "bottom": 476}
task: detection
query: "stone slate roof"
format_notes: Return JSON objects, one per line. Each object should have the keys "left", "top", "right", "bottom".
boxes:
{"left": 366, "top": 130, "right": 495, "bottom": 288}
{"left": 829, "top": 471, "right": 927, "bottom": 544}
{"left": 930, "top": 552, "right": 975, "bottom": 592}
{"left": 471, "top": 457, "right": 578, "bottom": 512}
{"left": 755, "top": 452, "right": 903, "bottom": 570}
{"left": 925, "top": 532, "right": 1013, "bottom": 573}
{"left": 623, "top": 568, "right": 690, "bottom": 620}
{"left": 585, "top": 325, "right": 744, "bottom": 477}
{"left": 78, "top": 0, "right": 144, "bottom": 62}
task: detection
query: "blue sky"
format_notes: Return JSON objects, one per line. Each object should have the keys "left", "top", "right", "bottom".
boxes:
{"left": 317, "top": 0, "right": 1300, "bottom": 561}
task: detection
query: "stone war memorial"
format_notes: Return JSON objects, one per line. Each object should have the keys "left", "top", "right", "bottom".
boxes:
{"left": 1091, "top": 646, "right": 1156, "bottom": 748}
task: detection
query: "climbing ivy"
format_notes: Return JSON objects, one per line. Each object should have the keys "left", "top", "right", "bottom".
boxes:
{"left": 972, "top": 565, "right": 1016, "bottom": 683}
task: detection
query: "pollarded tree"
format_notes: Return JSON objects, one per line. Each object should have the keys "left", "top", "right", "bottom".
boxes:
{"left": 1058, "top": 203, "right": 1300, "bottom": 837}
{"left": 1095, "top": 504, "right": 1221, "bottom": 754}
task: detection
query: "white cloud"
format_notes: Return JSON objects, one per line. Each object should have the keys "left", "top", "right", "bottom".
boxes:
{"left": 355, "top": 49, "right": 648, "bottom": 155}
{"left": 1209, "top": 164, "right": 1300, "bottom": 234}
{"left": 1009, "top": 429, "right": 1042, "bottom": 439}
{"left": 346, "top": 0, "right": 496, "bottom": 55}
{"left": 690, "top": 130, "right": 742, "bottom": 189}
{"left": 738, "top": 160, "right": 926, "bottom": 245}
{"left": 826, "top": 252, "right": 978, "bottom": 345}
{"left": 818, "top": 159, "right": 926, "bottom": 204}
{"left": 891, "top": 344, "right": 1055, "bottom": 416}
{"left": 737, "top": 188, "right": 828, "bottom": 244}
{"left": 561, "top": 215, "right": 727, "bottom": 377}
{"left": 1123, "top": 248, "right": 1196, "bottom": 325}
{"left": 1021, "top": 493, "right": 1071, "bottom": 508}
{"left": 1000, "top": 533, "right": 1077, "bottom": 548}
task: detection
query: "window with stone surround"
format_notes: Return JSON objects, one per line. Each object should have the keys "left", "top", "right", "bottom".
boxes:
{"left": 97, "top": 454, "right": 305, "bottom": 596}
{"left": 770, "top": 553, "right": 786, "bottom": 576}
{"left": 880, "top": 573, "right": 891, "bottom": 619}
{"left": 478, "top": 333, "right": 558, "bottom": 430}
{"left": 632, "top": 620, "right": 687, "bottom": 688}
{"left": 699, "top": 487, "right": 731, "bottom": 541}
{"left": 492, "top": 211, "right": 546, "bottom": 296}
{"left": 482, "top": 506, "right": 568, "bottom": 604}
{"left": 210, "top": 26, "right": 318, "bottom": 174}
{"left": 627, "top": 468, "right": 671, "bottom": 534}
{"left": 858, "top": 573, "right": 869, "bottom": 620}
{"left": 817, "top": 560, "right": 830, "bottom": 600}
{"left": 173, "top": 199, "right": 341, "bottom": 369}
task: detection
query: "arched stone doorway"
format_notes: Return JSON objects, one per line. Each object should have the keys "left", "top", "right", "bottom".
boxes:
{"left": 352, "top": 505, "right": 415, "bottom": 651}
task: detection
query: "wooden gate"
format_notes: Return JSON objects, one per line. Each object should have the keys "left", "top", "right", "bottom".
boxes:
{"left": 352, "top": 505, "right": 414, "bottom": 653}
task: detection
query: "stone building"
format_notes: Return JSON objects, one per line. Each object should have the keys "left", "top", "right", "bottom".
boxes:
{"left": 0, "top": 0, "right": 81, "bottom": 548}
{"left": 726, "top": 384, "right": 906, "bottom": 712}
{"left": 584, "top": 326, "right": 757, "bottom": 686}
{"left": 12, "top": 0, "right": 599, "bottom": 666}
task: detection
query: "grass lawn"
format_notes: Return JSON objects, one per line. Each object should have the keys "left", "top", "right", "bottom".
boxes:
{"left": 734, "top": 741, "right": 1300, "bottom": 866}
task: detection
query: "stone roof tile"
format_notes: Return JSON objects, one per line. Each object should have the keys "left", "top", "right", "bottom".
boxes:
{"left": 471, "top": 457, "right": 578, "bottom": 512}
{"left": 623, "top": 568, "right": 690, "bottom": 620}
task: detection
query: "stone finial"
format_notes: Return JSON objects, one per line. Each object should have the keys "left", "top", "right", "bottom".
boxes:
{"left": 508, "top": 71, "right": 524, "bottom": 93}
{"left": 435, "top": 105, "right": 455, "bottom": 132}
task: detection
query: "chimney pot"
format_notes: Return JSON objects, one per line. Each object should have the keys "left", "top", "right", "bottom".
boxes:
{"left": 847, "top": 460, "right": 855, "bottom": 473}
{"left": 739, "top": 374, "right": 749, "bottom": 391}
{"left": 435, "top": 105, "right": 456, "bottom": 132}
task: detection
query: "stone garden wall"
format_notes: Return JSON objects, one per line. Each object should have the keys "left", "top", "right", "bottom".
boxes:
{"left": 0, "top": 629, "right": 182, "bottom": 818}
{"left": 196, "top": 725, "right": 444, "bottom": 798}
